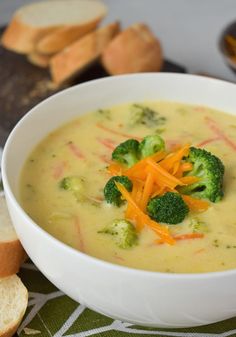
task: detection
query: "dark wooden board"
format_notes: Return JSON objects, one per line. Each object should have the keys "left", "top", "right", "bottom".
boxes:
{"left": 0, "top": 26, "right": 186, "bottom": 145}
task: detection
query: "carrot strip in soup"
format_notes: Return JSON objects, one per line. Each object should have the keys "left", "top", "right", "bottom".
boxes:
{"left": 115, "top": 183, "right": 175, "bottom": 244}
{"left": 124, "top": 151, "right": 166, "bottom": 176}
{"left": 182, "top": 195, "right": 209, "bottom": 212}
{"left": 140, "top": 173, "right": 154, "bottom": 210}
{"left": 97, "top": 138, "right": 116, "bottom": 150}
{"left": 205, "top": 116, "right": 236, "bottom": 151}
{"left": 68, "top": 142, "right": 85, "bottom": 160}
{"left": 197, "top": 137, "right": 220, "bottom": 148}
{"left": 180, "top": 176, "right": 200, "bottom": 184}
{"left": 160, "top": 144, "right": 190, "bottom": 171}
{"left": 174, "top": 233, "right": 204, "bottom": 241}
{"left": 146, "top": 159, "right": 185, "bottom": 187}
{"left": 107, "top": 162, "right": 124, "bottom": 175}
{"left": 96, "top": 123, "right": 142, "bottom": 141}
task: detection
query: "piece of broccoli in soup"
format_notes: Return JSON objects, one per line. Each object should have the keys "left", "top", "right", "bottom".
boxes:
{"left": 59, "top": 176, "right": 86, "bottom": 202}
{"left": 139, "top": 134, "right": 165, "bottom": 158}
{"left": 112, "top": 139, "right": 140, "bottom": 168}
{"left": 179, "top": 147, "right": 225, "bottom": 202}
{"left": 147, "top": 192, "right": 189, "bottom": 224}
{"left": 99, "top": 219, "right": 138, "bottom": 249}
{"left": 104, "top": 176, "right": 132, "bottom": 207}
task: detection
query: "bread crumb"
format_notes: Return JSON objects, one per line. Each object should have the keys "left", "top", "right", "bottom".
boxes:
{"left": 23, "top": 328, "right": 41, "bottom": 335}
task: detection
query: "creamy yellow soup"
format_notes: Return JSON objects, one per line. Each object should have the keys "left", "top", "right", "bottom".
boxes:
{"left": 20, "top": 101, "right": 236, "bottom": 273}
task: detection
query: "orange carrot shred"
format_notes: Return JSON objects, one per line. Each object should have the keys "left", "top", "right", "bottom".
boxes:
{"left": 174, "top": 233, "right": 204, "bottom": 241}
{"left": 115, "top": 182, "right": 175, "bottom": 244}
{"left": 182, "top": 195, "right": 209, "bottom": 212}
{"left": 140, "top": 172, "right": 154, "bottom": 210}
{"left": 180, "top": 176, "right": 200, "bottom": 185}
{"left": 146, "top": 159, "right": 185, "bottom": 187}
{"left": 107, "top": 162, "right": 123, "bottom": 176}
{"left": 124, "top": 151, "right": 166, "bottom": 176}
{"left": 160, "top": 144, "right": 190, "bottom": 171}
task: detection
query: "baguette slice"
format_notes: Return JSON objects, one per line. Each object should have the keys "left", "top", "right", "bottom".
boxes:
{"left": 28, "top": 52, "right": 52, "bottom": 68}
{"left": 36, "top": 21, "right": 103, "bottom": 56}
{"left": 101, "top": 23, "right": 163, "bottom": 75}
{"left": 1, "top": 0, "right": 107, "bottom": 54}
{"left": 50, "top": 22, "right": 120, "bottom": 85}
{"left": 0, "top": 196, "right": 26, "bottom": 277}
{"left": 0, "top": 275, "right": 28, "bottom": 337}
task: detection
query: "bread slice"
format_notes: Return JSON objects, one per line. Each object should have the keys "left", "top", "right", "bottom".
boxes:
{"left": 36, "top": 21, "right": 104, "bottom": 56}
{"left": 28, "top": 52, "right": 52, "bottom": 68}
{"left": 0, "top": 275, "right": 28, "bottom": 337}
{"left": 1, "top": 0, "right": 107, "bottom": 54}
{"left": 50, "top": 22, "right": 120, "bottom": 85}
{"left": 0, "top": 196, "right": 26, "bottom": 277}
{"left": 101, "top": 23, "right": 163, "bottom": 75}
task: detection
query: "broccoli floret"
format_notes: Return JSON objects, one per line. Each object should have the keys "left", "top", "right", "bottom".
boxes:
{"left": 59, "top": 176, "right": 85, "bottom": 202}
{"left": 112, "top": 139, "right": 140, "bottom": 167}
{"left": 179, "top": 147, "right": 225, "bottom": 202}
{"left": 139, "top": 134, "right": 165, "bottom": 158}
{"left": 104, "top": 176, "right": 132, "bottom": 206}
{"left": 147, "top": 192, "right": 189, "bottom": 224}
{"left": 130, "top": 104, "right": 166, "bottom": 128}
{"left": 189, "top": 218, "right": 209, "bottom": 233}
{"left": 99, "top": 219, "right": 138, "bottom": 249}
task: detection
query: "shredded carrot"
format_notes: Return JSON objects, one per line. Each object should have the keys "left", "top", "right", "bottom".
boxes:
{"left": 194, "top": 248, "right": 206, "bottom": 254}
{"left": 98, "top": 154, "right": 110, "bottom": 164}
{"left": 124, "top": 151, "right": 166, "bottom": 176}
{"left": 96, "top": 123, "right": 142, "bottom": 141}
{"left": 115, "top": 182, "right": 175, "bottom": 244}
{"left": 53, "top": 161, "right": 67, "bottom": 179}
{"left": 180, "top": 176, "right": 200, "bottom": 185}
{"left": 74, "top": 216, "right": 85, "bottom": 252}
{"left": 197, "top": 137, "right": 220, "bottom": 148}
{"left": 182, "top": 195, "right": 209, "bottom": 212}
{"left": 68, "top": 142, "right": 85, "bottom": 160}
{"left": 159, "top": 144, "right": 190, "bottom": 171}
{"left": 175, "top": 162, "right": 193, "bottom": 178}
{"left": 180, "top": 162, "right": 193, "bottom": 172}
{"left": 107, "top": 162, "right": 123, "bottom": 175}
{"left": 174, "top": 233, "right": 204, "bottom": 241}
{"left": 146, "top": 159, "right": 185, "bottom": 187}
{"left": 97, "top": 138, "right": 116, "bottom": 150}
{"left": 126, "top": 180, "right": 139, "bottom": 218}
{"left": 205, "top": 116, "right": 236, "bottom": 152}
{"left": 140, "top": 173, "right": 154, "bottom": 210}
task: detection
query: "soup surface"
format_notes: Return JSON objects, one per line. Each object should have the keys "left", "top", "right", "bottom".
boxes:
{"left": 20, "top": 101, "right": 236, "bottom": 273}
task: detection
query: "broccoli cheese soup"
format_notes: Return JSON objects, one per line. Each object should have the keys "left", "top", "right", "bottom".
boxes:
{"left": 20, "top": 101, "right": 236, "bottom": 273}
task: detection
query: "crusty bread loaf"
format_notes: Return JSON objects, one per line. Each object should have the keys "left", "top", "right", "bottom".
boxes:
{"left": 1, "top": 0, "right": 107, "bottom": 54}
{"left": 36, "top": 20, "right": 104, "bottom": 56}
{"left": 101, "top": 23, "right": 163, "bottom": 75}
{"left": 50, "top": 22, "right": 120, "bottom": 85}
{"left": 28, "top": 52, "right": 52, "bottom": 68}
{"left": 0, "top": 196, "right": 26, "bottom": 277}
{"left": 0, "top": 275, "right": 28, "bottom": 337}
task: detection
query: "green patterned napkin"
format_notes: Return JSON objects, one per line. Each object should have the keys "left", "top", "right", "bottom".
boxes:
{"left": 17, "top": 261, "right": 236, "bottom": 337}
{"left": 1, "top": 150, "right": 236, "bottom": 337}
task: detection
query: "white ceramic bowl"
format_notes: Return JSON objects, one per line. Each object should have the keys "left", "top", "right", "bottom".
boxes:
{"left": 2, "top": 73, "right": 236, "bottom": 328}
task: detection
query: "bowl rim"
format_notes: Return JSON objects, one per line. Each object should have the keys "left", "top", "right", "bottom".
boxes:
{"left": 2, "top": 72, "right": 236, "bottom": 280}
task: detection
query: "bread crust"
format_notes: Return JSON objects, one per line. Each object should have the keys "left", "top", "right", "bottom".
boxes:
{"left": 0, "top": 275, "right": 28, "bottom": 337}
{"left": 101, "top": 23, "right": 163, "bottom": 75}
{"left": 50, "top": 22, "right": 120, "bottom": 85}
{"left": 36, "top": 17, "right": 105, "bottom": 55}
{"left": 28, "top": 52, "right": 52, "bottom": 68}
{"left": 0, "top": 240, "right": 26, "bottom": 277}
{"left": 1, "top": 17, "right": 59, "bottom": 54}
